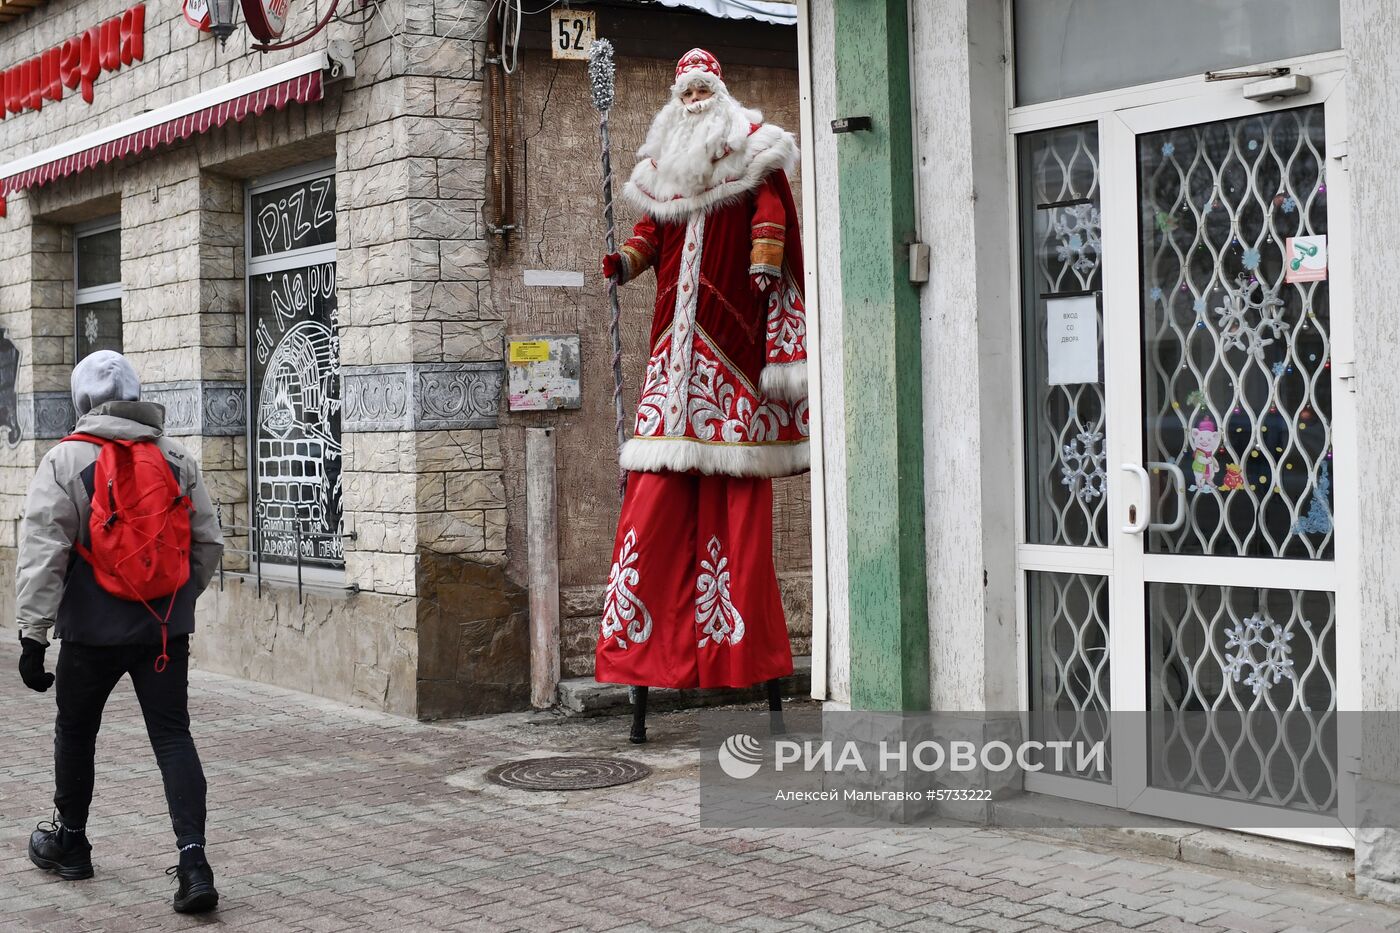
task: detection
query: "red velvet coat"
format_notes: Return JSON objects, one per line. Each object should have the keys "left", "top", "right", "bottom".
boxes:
{"left": 615, "top": 123, "right": 809, "bottom": 479}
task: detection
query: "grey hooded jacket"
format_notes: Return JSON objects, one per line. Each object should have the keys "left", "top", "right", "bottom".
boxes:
{"left": 16, "top": 401, "right": 225, "bottom": 646}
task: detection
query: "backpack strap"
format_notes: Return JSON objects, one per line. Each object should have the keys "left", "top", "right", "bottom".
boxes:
{"left": 61, "top": 433, "right": 106, "bottom": 446}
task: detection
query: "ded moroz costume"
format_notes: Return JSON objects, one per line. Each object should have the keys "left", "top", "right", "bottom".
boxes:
{"left": 596, "top": 48, "right": 809, "bottom": 690}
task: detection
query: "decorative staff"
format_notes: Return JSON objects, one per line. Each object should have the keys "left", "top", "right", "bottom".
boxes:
{"left": 588, "top": 38, "right": 628, "bottom": 501}
{"left": 589, "top": 38, "right": 645, "bottom": 736}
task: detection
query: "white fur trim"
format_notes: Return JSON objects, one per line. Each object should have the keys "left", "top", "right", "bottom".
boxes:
{"left": 625, "top": 123, "right": 799, "bottom": 222}
{"left": 620, "top": 437, "right": 809, "bottom": 478}
{"left": 759, "top": 361, "right": 807, "bottom": 403}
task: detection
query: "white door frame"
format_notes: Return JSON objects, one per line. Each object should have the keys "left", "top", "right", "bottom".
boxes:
{"left": 1011, "top": 53, "right": 1359, "bottom": 849}
{"left": 795, "top": 0, "right": 832, "bottom": 702}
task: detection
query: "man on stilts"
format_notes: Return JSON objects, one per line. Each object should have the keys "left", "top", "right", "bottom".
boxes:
{"left": 596, "top": 48, "right": 809, "bottom": 741}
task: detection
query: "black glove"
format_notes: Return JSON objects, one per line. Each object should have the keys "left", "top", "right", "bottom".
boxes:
{"left": 18, "top": 637, "right": 54, "bottom": 692}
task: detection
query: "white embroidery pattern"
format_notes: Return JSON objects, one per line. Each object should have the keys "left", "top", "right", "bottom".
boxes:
{"left": 765, "top": 273, "right": 806, "bottom": 363}
{"left": 688, "top": 354, "right": 744, "bottom": 442}
{"left": 635, "top": 329, "right": 809, "bottom": 445}
{"left": 663, "top": 214, "right": 706, "bottom": 436}
{"left": 601, "top": 529, "right": 653, "bottom": 650}
{"left": 635, "top": 338, "right": 671, "bottom": 437}
{"left": 696, "top": 535, "right": 746, "bottom": 648}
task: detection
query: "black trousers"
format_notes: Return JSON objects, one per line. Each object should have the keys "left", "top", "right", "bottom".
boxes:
{"left": 53, "top": 636, "right": 207, "bottom": 849}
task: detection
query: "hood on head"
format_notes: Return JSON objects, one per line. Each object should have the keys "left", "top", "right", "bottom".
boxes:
{"left": 71, "top": 350, "right": 141, "bottom": 416}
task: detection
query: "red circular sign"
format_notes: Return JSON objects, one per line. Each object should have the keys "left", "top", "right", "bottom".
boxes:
{"left": 241, "top": 0, "right": 290, "bottom": 41}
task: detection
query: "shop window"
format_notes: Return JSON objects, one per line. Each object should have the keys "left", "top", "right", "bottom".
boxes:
{"left": 75, "top": 218, "right": 122, "bottom": 360}
{"left": 245, "top": 160, "right": 343, "bottom": 572}
{"left": 1013, "top": 0, "right": 1341, "bottom": 106}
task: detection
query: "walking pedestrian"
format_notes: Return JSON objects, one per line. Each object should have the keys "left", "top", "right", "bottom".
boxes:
{"left": 15, "top": 350, "right": 225, "bottom": 913}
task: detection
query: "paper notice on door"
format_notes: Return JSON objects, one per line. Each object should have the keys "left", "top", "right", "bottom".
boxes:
{"left": 1285, "top": 234, "right": 1327, "bottom": 283}
{"left": 1046, "top": 295, "right": 1099, "bottom": 385}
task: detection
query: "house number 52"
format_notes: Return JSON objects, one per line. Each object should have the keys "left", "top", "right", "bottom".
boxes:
{"left": 550, "top": 9, "right": 596, "bottom": 60}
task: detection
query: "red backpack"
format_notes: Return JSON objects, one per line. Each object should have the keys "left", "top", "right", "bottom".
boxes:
{"left": 63, "top": 433, "right": 193, "bottom": 671}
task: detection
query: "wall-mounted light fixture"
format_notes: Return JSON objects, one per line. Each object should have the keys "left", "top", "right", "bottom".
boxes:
{"left": 831, "top": 116, "right": 873, "bottom": 134}
{"left": 208, "top": 0, "right": 240, "bottom": 46}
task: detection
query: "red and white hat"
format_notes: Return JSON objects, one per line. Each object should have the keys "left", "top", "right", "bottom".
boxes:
{"left": 672, "top": 48, "right": 726, "bottom": 96}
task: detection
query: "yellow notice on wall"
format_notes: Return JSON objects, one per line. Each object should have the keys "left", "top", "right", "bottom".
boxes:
{"left": 509, "top": 340, "right": 551, "bottom": 364}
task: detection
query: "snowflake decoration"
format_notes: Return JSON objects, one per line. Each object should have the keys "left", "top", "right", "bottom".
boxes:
{"left": 1222, "top": 613, "right": 1298, "bottom": 699}
{"left": 1053, "top": 203, "right": 1101, "bottom": 276}
{"left": 1271, "top": 360, "right": 1286, "bottom": 378}
{"left": 1292, "top": 461, "right": 1333, "bottom": 535}
{"left": 1282, "top": 195, "right": 1297, "bottom": 214}
{"left": 1192, "top": 296, "right": 1207, "bottom": 314}
{"left": 1161, "top": 142, "right": 1175, "bottom": 158}
{"left": 84, "top": 310, "right": 99, "bottom": 347}
{"left": 1149, "top": 286, "right": 1163, "bottom": 302}
{"left": 1213, "top": 275, "right": 1289, "bottom": 361}
{"left": 1059, "top": 430, "right": 1107, "bottom": 504}
{"left": 1241, "top": 247, "right": 1261, "bottom": 271}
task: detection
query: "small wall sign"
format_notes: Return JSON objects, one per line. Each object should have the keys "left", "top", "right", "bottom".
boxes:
{"left": 1046, "top": 294, "right": 1099, "bottom": 386}
{"left": 508, "top": 335, "right": 582, "bottom": 411}
{"left": 183, "top": 0, "right": 211, "bottom": 30}
{"left": 1284, "top": 234, "right": 1327, "bottom": 283}
{"left": 550, "top": 9, "right": 596, "bottom": 61}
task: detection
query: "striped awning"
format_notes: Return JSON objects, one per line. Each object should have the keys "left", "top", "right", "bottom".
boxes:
{"left": 0, "top": 52, "right": 327, "bottom": 217}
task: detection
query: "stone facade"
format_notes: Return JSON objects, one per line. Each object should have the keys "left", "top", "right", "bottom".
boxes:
{"left": 0, "top": 0, "right": 505, "bottom": 718}
{"left": 0, "top": 0, "right": 810, "bottom": 719}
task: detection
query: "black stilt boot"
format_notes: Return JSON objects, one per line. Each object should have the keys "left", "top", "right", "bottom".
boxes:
{"left": 767, "top": 678, "right": 786, "bottom": 735}
{"left": 28, "top": 815, "right": 93, "bottom": 881}
{"left": 629, "top": 685, "right": 648, "bottom": 744}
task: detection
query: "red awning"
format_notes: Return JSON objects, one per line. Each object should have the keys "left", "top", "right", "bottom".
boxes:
{"left": 0, "top": 67, "right": 323, "bottom": 216}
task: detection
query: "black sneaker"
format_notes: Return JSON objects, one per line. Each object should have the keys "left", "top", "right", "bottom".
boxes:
{"left": 167, "top": 861, "right": 219, "bottom": 914}
{"left": 27, "top": 817, "right": 93, "bottom": 881}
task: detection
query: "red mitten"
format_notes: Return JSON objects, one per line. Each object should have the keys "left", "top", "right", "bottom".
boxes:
{"left": 602, "top": 253, "right": 623, "bottom": 280}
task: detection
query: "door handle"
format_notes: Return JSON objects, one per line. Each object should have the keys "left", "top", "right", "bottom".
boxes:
{"left": 1147, "top": 461, "right": 1187, "bottom": 532}
{"left": 1121, "top": 463, "right": 1150, "bottom": 534}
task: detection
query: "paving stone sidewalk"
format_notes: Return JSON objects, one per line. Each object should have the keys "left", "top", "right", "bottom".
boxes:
{"left": 0, "top": 661, "right": 1397, "bottom": 933}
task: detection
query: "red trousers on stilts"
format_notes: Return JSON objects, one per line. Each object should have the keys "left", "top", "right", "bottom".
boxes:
{"left": 596, "top": 470, "right": 794, "bottom": 689}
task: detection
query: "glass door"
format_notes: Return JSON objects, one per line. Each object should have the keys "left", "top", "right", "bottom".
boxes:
{"left": 1103, "top": 76, "right": 1355, "bottom": 844}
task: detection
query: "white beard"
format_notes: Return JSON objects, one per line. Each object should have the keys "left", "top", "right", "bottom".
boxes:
{"left": 637, "top": 92, "right": 759, "bottom": 199}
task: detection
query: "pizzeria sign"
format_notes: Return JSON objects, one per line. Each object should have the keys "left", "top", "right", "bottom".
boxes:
{"left": 1, "top": 4, "right": 146, "bottom": 119}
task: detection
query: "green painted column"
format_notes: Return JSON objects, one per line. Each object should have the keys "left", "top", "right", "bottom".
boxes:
{"left": 834, "top": 0, "right": 929, "bottom": 710}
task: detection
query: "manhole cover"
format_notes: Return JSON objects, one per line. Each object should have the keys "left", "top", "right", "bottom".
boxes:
{"left": 486, "top": 756, "right": 651, "bottom": 791}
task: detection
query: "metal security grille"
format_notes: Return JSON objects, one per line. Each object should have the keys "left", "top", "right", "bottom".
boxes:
{"left": 1138, "top": 106, "right": 1334, "bottom": 559}
{"left": 1020, "top": 125, "right": 1107, "bottom": 548}
{"left": 1019, "top": 126, "right": 1112, "bottom": 773}
{"left": 1149, "top": 583, "right": 1337, "bottom": 813}
{"left": 1027, "top": 571, "right": 1112, "bottom": 782}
